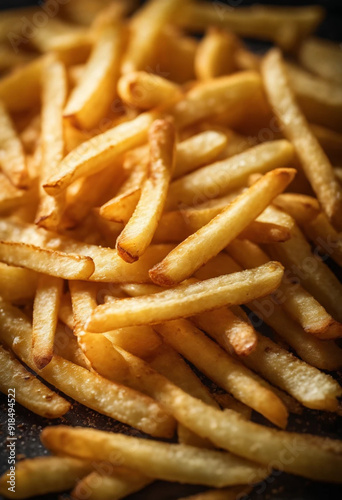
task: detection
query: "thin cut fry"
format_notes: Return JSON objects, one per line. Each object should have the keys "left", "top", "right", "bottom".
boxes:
{"left": 42, "top": 426, "right": 267, "bottom": 487}
{"left": 32, "top": 275, "right": 63, "bottom": 369}
{"left": 273, "top": 193, "right": 320, "bottom": 226}
{"left": 118, "top": 71, "right": 181, "bottom": 109}
{"left": 43, "top": 111, "right": 157, "bottom": 195}
{"left": 150, "top": 168, "right": 294, "bottom": 285}
{"left": 195, "top": 28, "right": 238, "bottom": 80}
{"left": 64, "top": 25, "right": 123, "bottom": 129}
{"left": 0, "top": 345, "right": 70, "bottom": 419}
{"left": 117, "top": 117, "right": 175, "bottom": 262}
{"left": 0, "top": 101, "right": 29, "bottom": 188}
{"left": 262, "top": 49, "right": 342, "bottom": 230}
{"left": 87, "top": 262, "right": 284, "bottom": 331}
{"left": 35, "top": 57, "right": 67, "bottom": 230}
{"left": 0, "top": 299, "right": 175, "bottom": 438}
{"left": 166, "top": 139, "right": 294, "bottom": 210}
{"left": 155, "top": 319, "right": 288, "bottom": 427}
{"left": 0, "top": 457, "right": 91, "bottom": 500}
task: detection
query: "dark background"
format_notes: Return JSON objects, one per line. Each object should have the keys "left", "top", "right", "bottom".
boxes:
{"left": 0, "top": 1, "right": 342, "bottom": 500}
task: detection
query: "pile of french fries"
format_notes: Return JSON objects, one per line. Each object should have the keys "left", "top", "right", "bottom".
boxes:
{"left": 0, "top": 0, "right": 342, "bottom": 498}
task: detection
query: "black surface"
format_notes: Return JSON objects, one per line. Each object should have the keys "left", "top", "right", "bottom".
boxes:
{"left": 1, "top": 1, "right": 342, "bottom": 499}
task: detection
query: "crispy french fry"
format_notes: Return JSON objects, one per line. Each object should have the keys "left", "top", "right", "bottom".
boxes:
{"left": 195, "top": 28, "right": 238, "bottom": 80}
{"left": 0, "top": 217, "right": 174, "bottom": 282}
{"left": 121, "top": 0, "right": 183, "bottom": 74}
{"left": 0, "top": 299, "right": 175, "bottom": 438}
{"left": 0, "top": 263, "right": 37, "bottom": 302}
{"left": 304, "top": 212, "right": 342, "bottom": 268}
{"left": 117, "top": 117, "right": 175, "bottom": 262}
{"left": 0, "top": 57, "right": 44, "bottom": 113}
{"left": 32, "top": 275, "right": 63, "bottom": 369}
{"left": 42, "top": 350, "right": 342, "bottom": 482}
{"left": 151, "top": 168, "right": 294, "bottom": 285}
{"left": 172, "top": 72, "right": 264, "bottom": 128}
{"left": 166, "top": 140, "right": 294, "bottom": 210}
{"left": 155, "top": 319, "right": 288, "bottom": 428}
{"left": 192, "top": 306, "right": 257, "bottom": 357}
{"left": 72, "top": 469, "right": 152, "bottom": 500}
{"left": 118, "top": 71, "right": 181, "bottom": 109}
{"left": 43, "top": 111, "right": 157, "bottom": 195}
{"left": 227, "top": 239, "right": 342, "bottom": 340}
{"left": 262, "top": 49, "right": 342, "bottom": 230}
{"left": 64, "top": 25, "right": 123, "bottom": 129}
{"left": 0, "top": 100, "right": 29, "bottom": 189}
{"left": 0, "top": 457, "right": 91, "bottom": 500}
{"left": 177, "top": 2, "right": 323, "bottom": 50}
{"left": 35, "top": 57, "right": 67, "bottom": 230}
{"left": 0, "top": 241, "right": 95, "bottom": 280}
{"left": 105, "top": 325, "right": 162, "bottom": 359}
{"left": 0, "top": 345, "right": 70, "bottom": 419}
{"left": 42, "top": 426, "right": 267, "bottom": 487}
{"left": 299, "top": 37, "right": 342, "bottom": 84}
{"left": 174, "top": 130, "right": 227, "bottom": 178}
{"left": 287, "top": 63, "right": 342, "bottom": 132}
{"left": 88, "top": 262, "right": 284, "bottom": 331}
{"left": 267, "top": 224, "right": 342, "bottom": 324}
{"left": 273, "top": 193, "right": 320, "bottom": 226}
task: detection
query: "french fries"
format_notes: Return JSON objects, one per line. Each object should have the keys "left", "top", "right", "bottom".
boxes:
{"left": 35, "top": 57, "right": 67, "bottom": 230}
{"left": 299, "top": 37, "right": 342, "bottom": 84}
{"left": 117, "top": 117, "right": 176, "bottom": 262}
{"left": 88, "top": 262, "right": 284, "bottom": 331}
{"left": 150, "top": 168, "right": 294, "bottom": 285}
{"left": 32, "top": 275, "right": 63, "bottom": 369}
{"left": 64, "top": 25, "right": 123, "bottom": 129}
{"left": 0, "top": 100, "right": 29, "bottom": 189}
{"left": 0, "top": 2, "right": 342, "bottom": 498}
{"left": 0, "top": 457, "right": 92, "bottom": 500}
{"left": 0, "top": 345, "right": 70, "bottom": 419}
{"left": 165, "top": 140, "right": 294, "bottom": 210}
{"left": 42, "top": 426, "right": 267, "bottom": 487}
{"left": 262, "top": 49, "right": 342, "bottom": 230}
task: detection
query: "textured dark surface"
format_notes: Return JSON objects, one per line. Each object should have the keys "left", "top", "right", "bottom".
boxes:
{"left": 1, "top": 1, "right": 342, "bottom": 499}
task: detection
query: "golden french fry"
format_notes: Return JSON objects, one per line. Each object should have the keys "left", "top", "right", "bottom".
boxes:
{"left": 304, "top": 212, "right": 342, "bottom": 268}
{"left": 32, "top": 275, "right": 63, "bottom": 369}
{"left": 64, "top": 25, "right": 123, "bottom": 129}
{"left": 42, "top": 426, "right": 267, "bottom": 487}
{"left": 43, "top": 111, "right": 157, "bottom": 195}
{"left": 0, "top": 263, "right": 37, "bottom": 302}
{"left": 267, "top": 224, "right": 342, "bottom": 324}
{"left": 0, "top": 217, "right": 174, "bottom": 282}
{"left": 172, "top": 71, "right": 264, "bottom": 128}
{"left": 87, "top": 262, "right": 284, "bottom": 331}
{"left": 105, "top": 325, "right": 162, "bottom": 359}
{"left": 287, "top": 63, "right": 342, "bottom": 132}
{"left": 0, "top": 457, "right": 91, "bottom": 500}
{"left": 227, "top": 238, "right": 342, "bottom": 340}
{"left": 174, "top": 130, "right": 227, "bottom": 179}
{"left": 155, "top": 319, "right": 288, "bottom": 428}
{"left": 151, "top": 168, "right": 294, "bottom": 285}
{"left": 273, "top": 193, "right": 320, "bottom": 226}
{"left": 35, "top": 57, "right": 67, "bottom": 230}
{"left": 121, "top": 0, "right": 183, "bottom": 74}
{"left": 117, "top": 117, "right": 176, "bottom": 262}
{"left": 262, "top": 49, "right": 342, "bottom": 230}
{"left": 0, "top": 57, "right": 44, "bottom": 113}
{"left": 166, "top": 140, "right": 294, "bottom": 210}
{"left": 0, "top": 100, "right": 29, "bottom": 189}
{"left": 0, "top": 241, "right": 95, "bottom": 280}
{"left": 0, "top": 299, "right": 175, "bottom": 438}
{"left": 0, "top": 345, "right": 70, "bottom": 419}
{"left": 195, "top": 28, "right": 238, "bottom": 80}
{"left": 299, "top": 37, "right": 342, "bottom": 84}
{"left": 42, "top": 348, "right": 342, "bottom": 482}
{"left": 118, "top": 71, "right": 181, "bottom": 109}
{"left": 72, "top": 469, "right": 152, "bottom": 500}
{"left": 177, "top": 2, "right": 323, "bottom": 50}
